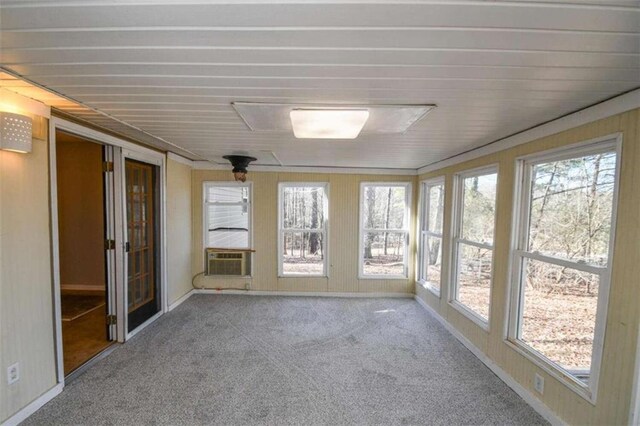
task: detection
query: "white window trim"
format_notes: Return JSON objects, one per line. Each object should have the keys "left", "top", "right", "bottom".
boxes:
{"left": 417, "top": 177, "right": 445, "bottom": 297}
{"left": 277, "top": 182, "right": 330, "bottom": 278}
{"left": 505, "top": 136, "right": 622, "bottom": 404}
{"left": 358, "top": 181, "right": 412, "bottom": 280}
{"left": 202, "top": 181, "right": 254, "bottom": 272}
{"left": 449, "top": 164, "right": 499, "bottom": 330}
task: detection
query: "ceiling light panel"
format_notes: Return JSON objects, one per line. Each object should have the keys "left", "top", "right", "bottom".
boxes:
{"left": 290, "top": 109, "right": 369, "bottom": 139}
{"left": 233, "top": 103, "right": 435, "bottom": 135}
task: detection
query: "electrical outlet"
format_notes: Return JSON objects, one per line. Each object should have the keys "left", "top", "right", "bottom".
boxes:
{"left": 534, "top": 373, "right": 544, "bottom": 394}
{"left": 7, "top": 363, "right": 19, "bottom": 385}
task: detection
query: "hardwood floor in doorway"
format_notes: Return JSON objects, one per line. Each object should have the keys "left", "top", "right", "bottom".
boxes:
{"left": 61, "top": 291, "right": 112, "bottom": 374}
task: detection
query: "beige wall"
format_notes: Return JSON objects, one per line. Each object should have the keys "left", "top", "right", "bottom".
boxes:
{"left": 56, "top": 133, "right": 106, "bottom": 290}
{"left": 0, "top": 118, "right": 57, "bottom": 422}
{"left": 167, "top": 158, "right": 193, "bottom": 305}
{"left": 416, "top": 108, "right": 640, "bottom": 425}
{"left": 191, "top": 170, "right": 417, "bottom": 294}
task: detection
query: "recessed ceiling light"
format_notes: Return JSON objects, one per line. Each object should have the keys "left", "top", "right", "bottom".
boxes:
{"left": 289, "top": 109, "right": 370, "bottom": 139}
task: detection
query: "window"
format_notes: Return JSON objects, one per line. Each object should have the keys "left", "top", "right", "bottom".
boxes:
{"left": 278, "top": 183, "right": 328, "bottom": 276}
{"left": 359, "top": 182, "right": 411, "bottom": 278}
{"left": 203, "top": 182, "right": 251, "bottom": 249}
{"left": 418, "top": 178, "right": 445, "bottom": 295}
{"left": 451, "top": 167, "right": 498, "bottom": 325}
{"left": 508, "top": 140, "right": 619, "bottom": 399}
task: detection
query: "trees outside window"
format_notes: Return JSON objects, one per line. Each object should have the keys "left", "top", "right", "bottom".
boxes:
{"left": 279, "top": 183, "right": 328, "bottom": 276}
{"left": 508, "top": 140, "right": 619, "bottom": 398}
{"left": 418, "top": 178, "right": 445, "bottom": 295}
{"left": 451, "top": 168, "right": 498, "bottom": 325}
{"left": 360, "top": 182, "right": 411, "bottom": 278}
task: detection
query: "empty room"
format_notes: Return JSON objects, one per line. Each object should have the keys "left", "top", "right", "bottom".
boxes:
{"left": 0, "top": 1, "right": 639, "bottom": 425}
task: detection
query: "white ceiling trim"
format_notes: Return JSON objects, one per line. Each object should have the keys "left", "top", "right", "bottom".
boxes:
{"left": 417, "top": 88, "right": 640, "bottom": 174}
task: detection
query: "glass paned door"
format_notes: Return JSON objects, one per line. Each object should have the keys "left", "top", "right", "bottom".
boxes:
{"left": 125, "top": 159, "right": 160, "bottom": 332}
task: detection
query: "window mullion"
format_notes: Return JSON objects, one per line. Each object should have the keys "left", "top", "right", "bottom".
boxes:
{"left": 520, "top": 251, "right": 605, "bottom": 275}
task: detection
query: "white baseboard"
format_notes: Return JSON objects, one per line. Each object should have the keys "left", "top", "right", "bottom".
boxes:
{"left": 60, "top": 284, "right": 104, "bottom": 291}
{"left": 168, "top": 290, "right": 194, "bottom": 311}
{"left": 413, "top": 295, "right": 565, "bottom": 426}
{"left": 1, "top": 383, "right": 63, "bottom": 426}
{"left": 193, "top": 289, "right": 413, "bottom": 298}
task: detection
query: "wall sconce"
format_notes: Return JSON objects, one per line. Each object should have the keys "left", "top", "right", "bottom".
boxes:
{"left": 223, "top": 155, "right": 257, "bottom": 182}
{"left": 0, "top": 111, "right": 33, "bottom": 153}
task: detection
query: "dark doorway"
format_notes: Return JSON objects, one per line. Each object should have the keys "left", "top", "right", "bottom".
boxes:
{"left": 56, "top": 131, "right": 114, "bottom": 375}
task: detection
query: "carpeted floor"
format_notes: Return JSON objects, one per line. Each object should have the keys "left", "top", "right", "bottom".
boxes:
{"left": 26, "top": 295, "right": 547, "bottom": 425}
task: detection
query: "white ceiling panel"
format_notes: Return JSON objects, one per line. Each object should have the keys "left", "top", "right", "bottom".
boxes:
{"left": 1, "top": 0, "right": 638, "bottom": 168}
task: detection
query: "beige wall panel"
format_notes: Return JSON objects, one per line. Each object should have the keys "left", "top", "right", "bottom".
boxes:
{"left": 166, "top": 158, "right": 193, "bottom": 304}
{"left": 252, "top": 172, "right": 279, "bottom": 291}
{"left": 278, "top": 277, "right": 328, "bottom": 292}
{"left": 0, "top": 135, "right": 57, "bottom": 422}
{"left": 192, "top": 170, "right": 414, "bottom": 294}
{"left": 327, "top": 174, "right": 359, "bottom": 292}
{"left": 416, "top": 109, "right": 640, "bottom": 425}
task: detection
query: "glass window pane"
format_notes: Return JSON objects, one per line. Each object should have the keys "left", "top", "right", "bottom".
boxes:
{"left": 206, "top": 185, "right": 248, "bottom": 203}
{"left": 427, "top": 184, "right": 444, "bottom": 234}
{"left": 207, "top": 204, "right": 249, "bottom": 231}
{"left": 419, "top": 231, "right": 427, "bottom": 281}
{"left": 528, "top": 151, "right": 616, "bottom": 266}
{"left": 282, "top": 186, "right": 325, "bottom": 230}
{"left": 363, "top": 232, "right": 406, "bottom": 276}
{"left": 282, "top": 231, "right": 324, "bottom": 275}
{"left": 362, "top": 186, "right": 407, "bottom": 230}
{"left": 520, "top": 258, "right": 599, "bottom": 373}
{"left": 461, "top": 173, "right": 497, "bottom": 244}
{"left": 457, "top": 243, "right": 492, "bottom": 321}
{"left": 208, "top": 230, "right": 249, "bottom": 249}
{"left": 426, "top": 236, "right": 442, "bottom": 291}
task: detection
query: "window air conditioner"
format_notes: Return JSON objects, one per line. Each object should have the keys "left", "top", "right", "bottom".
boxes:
{"left": 205, "top": 249, "right": 251, "bottom": 276}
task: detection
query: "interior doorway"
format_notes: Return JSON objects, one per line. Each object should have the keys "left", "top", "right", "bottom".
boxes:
{"left": 56, "top": 131, "right": 115, "bottom": 375}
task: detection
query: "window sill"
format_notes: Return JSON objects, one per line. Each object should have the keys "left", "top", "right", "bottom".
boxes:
{"left": 359, "top": 274, "right": 409, "bottom": 280}
{"left": 278, "top": 274, "right": 328, "bottom": 279}
{"left": 417, "top": 280, "right": 441, "bottom": 298}
{"left": 504, "top": 338, "right": 596, "bottom": 405}
{"left": 447, "top": 300, "right": 490, "bottom": 332}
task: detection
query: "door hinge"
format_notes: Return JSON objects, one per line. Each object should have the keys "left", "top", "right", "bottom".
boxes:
{"left": 105, "top": 239, "right": 116, "bottom": 250}
{"left": 106, "top": 315, "right": 117, "bottom": 325}
{"left": 103, "top": 161, "right": 114, "bottom": 172}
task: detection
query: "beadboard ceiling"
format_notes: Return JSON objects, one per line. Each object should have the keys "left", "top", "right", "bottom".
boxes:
{"left": 1, "top": 0, "right": 638, "bottom": 169}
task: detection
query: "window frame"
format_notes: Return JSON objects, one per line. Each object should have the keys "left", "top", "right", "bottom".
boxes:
{"left": 277, "top": 182, "right": 330, "bottom": 278}
{"left": 417, "top": 177, "right": 445, "bottom": 296}
{"left": 202, "top": 181, "right": 253, "bottom": 258}
{"left": 449, "top": 165, "right": 499, "bottom": 330}
{"left": 358, "top": 181, "right": 412, "bottom": 280}
{"left": 506, "top": 136, "right": 622, "bottom": 403}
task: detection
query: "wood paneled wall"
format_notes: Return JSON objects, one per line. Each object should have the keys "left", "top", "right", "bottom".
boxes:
{"left": 56, "top": 133, "right": 106, "bottom": 290}
{"left": 191, "top": 170, "right": 416, "bottom": 294}
{"left": 416, "top": 109, "right": 640, "bottom": 425}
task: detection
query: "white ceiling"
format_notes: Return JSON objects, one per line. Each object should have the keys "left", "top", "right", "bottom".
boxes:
{"left": 1, "top": 0, "right": 638, "bottom": 169}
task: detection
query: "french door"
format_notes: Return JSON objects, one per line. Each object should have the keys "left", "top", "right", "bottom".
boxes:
{"left": 125, "top": 158, "right": 161, "bottom": 332}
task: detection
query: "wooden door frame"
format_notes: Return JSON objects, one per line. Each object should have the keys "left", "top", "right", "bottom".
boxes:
{"left": 48, "top": 117, "right": 167, "bottom": 387}
{"left": 120, "top": 148, "right": 167, "bottom": 340}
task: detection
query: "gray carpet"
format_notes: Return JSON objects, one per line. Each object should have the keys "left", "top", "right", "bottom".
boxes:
{"left": 26, "top": 295, "right": 548, "bottom": 425}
